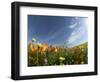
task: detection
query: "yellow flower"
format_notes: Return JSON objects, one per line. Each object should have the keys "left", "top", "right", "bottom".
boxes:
{"left": 54, "top": 48, "right": 58, "bottom": 52}
{"left": 39, "top": 44, "right": 48, "bottom": 52}
{"left": 37, "top": 43, "right": 42, "bottom": 47}
{"left": 59, "top": 57, "right": 65, "bottom": 61}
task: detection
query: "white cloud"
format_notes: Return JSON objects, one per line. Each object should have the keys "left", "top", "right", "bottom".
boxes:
{"left": 67, "top": 25, "right": 88, "bottom": 48}
{"left": 68, "top": 22, "right": 77, "bottom": 29}
{"left": 67, "top": 32, "right": 80, "bottom": 44}
{"left": 67, "top": 26, "right": 86, "bottom": 46}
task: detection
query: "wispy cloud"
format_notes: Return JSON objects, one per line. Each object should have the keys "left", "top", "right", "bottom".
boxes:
{"left": 67, "top": 31, "right": 80, "bottom": 44}
{"left": 67, "top": 25, "right": 87, "bottom": 47}
{"left": 68, "top": 22, "right": 77, "bottom": 29}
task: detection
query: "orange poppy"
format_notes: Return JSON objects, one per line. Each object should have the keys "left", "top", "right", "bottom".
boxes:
{"left": 40, "top": 44, "right": 48, "bottom": 52}
{"left": 31, "top": 47, "right": 36, "bottom": 53}
{"left": 49, "top": 47, "right": 58, "bottom": 53}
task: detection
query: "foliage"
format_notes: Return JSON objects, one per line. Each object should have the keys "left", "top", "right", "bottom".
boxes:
{"left": 28, "top": 42, "right": 88, "bottom": 66}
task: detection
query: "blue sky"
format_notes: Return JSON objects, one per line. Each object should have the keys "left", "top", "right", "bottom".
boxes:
{"left": 28, "top": 15, "right": 88, "bottom": 48}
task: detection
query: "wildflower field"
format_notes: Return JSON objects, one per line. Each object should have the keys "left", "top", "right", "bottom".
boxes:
{"left": 28, "top": 42, "right": 88, "bottom": 66}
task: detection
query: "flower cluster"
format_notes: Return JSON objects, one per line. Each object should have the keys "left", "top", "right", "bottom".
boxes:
{"left": 28, "top": 41, "right": 88, "bottom": 66}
